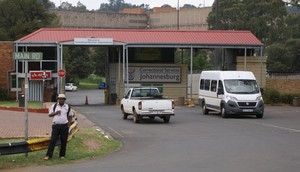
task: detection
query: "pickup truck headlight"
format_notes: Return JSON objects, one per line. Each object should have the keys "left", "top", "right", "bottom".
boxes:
{"left": 226, "top": 95, "right": 238, "bottom": 101}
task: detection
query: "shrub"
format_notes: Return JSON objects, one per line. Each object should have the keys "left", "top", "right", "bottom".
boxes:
{"left": 264, "top": 88, "right": 281, "bottom": 104}
{"left": 0, "top": 87, "right": 10, "bottom": 101}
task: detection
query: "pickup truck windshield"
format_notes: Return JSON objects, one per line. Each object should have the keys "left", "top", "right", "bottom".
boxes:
{"left": 131, "top": 89, "right": 159, "bottom": 97}
{"left": 224, "top": 79, "right": 259, "bottom": 94}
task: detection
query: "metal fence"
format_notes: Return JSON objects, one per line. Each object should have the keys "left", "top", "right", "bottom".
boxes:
{"left": 266, "top": 72, "right": 300, "bottom": 79}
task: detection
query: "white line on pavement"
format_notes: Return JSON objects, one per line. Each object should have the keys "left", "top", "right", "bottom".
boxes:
{"left": 237, "top": 120, "right": 300, "bottom": 133}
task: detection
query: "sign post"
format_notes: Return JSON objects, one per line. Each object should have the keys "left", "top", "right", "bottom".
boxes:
{"left": 13, "top": 52, "right": 43, "bottom": 157}
{"left": 58, "top": 69, "right": 65, "bottom": 94}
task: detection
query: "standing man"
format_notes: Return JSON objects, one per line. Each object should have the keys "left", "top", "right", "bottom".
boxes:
{"left": 44, "top": 94, "right": 72, "bottom": 160}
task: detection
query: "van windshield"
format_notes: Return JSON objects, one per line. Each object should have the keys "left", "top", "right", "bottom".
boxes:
{"left": 224, "top": 80, "right": 259, "bottom": 94}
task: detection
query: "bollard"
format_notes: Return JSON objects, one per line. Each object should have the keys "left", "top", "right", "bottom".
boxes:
{"left": 85, "top": 96, "right": 88, "bottom": 105}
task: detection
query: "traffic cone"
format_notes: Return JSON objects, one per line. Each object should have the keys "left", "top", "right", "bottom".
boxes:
{"left": 85, "top": 96, "right": 88, "bottom": 105}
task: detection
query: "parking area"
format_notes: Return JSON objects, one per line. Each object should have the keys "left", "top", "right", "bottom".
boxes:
{"left": 47, "top": 105, "right": 300, "bottom": 172}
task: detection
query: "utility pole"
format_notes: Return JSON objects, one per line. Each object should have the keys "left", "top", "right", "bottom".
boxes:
{"left": 215, "top": 0, "right": 219, "bottom": 30}
{"left": 214, "top": 0, "right": 220, "bottom": 69}
{"left": 177, "top": 0, "right": 179, "bottom": 30}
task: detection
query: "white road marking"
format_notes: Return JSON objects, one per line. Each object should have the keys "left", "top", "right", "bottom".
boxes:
{"left": 237, "top": 119, "right": 300, "bottom": 133}
{"left": 108, "top": 127, "right": 124, "bottom": 138}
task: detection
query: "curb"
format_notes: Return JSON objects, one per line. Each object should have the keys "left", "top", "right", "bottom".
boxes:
{"left": 0, "top": 106, "right": 48, "bottom": 113}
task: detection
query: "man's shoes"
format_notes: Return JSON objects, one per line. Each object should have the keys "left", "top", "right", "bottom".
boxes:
{"left": 44, "top": 156, "right": 50, "bottom": 160}
{"left": 60, "top": 156, "right": 65, "bottom": 160}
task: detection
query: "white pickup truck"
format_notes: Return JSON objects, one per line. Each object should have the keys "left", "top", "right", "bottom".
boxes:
{"left": 121, "top": 88, "right": 175, "bottom": 123}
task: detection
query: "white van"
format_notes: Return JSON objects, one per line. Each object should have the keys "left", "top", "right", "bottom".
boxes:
{"left": 199, "top": 71, "right": 264, "bottom": 118}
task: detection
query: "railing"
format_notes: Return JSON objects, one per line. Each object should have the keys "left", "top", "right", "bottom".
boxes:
{"left": 267, "top": 72, "right": 300, "bottom": 79}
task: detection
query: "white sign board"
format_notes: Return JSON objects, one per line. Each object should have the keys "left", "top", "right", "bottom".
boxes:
{"left": 127, "top": 67, "right": 181, "bottom": 83}
{"left": 74, "top": 38, "right": 113, "bottom": 45}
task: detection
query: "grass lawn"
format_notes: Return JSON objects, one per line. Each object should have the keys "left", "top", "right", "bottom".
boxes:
{"left": 0, "top": 128, "right": 121, "bottom": 170}
{"left": 79, "top": 82, "right": 98, "bottom": 90}
{"left": 0, "top": 101, "right": 42, "bottom": 108}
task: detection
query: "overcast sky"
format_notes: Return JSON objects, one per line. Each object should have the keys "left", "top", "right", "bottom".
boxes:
{"left": 51, "top": 0, "right": 215, "bottom": 10}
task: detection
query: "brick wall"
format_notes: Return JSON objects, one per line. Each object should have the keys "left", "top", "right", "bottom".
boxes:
{"left": 0, "top": 42, "right": 14, "bottom": 91}
{"left": 236, "top": 56, "right": 267, "bottom": 88}
{"left": 266, "top": 79, "right": 300, "bottom": 94}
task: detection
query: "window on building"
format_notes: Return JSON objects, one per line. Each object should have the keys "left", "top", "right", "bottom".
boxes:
{"left": 11, "top": 74, "right": 21, "bottom": 91}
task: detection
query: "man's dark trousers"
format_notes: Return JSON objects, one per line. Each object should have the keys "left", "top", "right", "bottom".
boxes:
{"left": 46, "top": 124, "right": 69, "bottom": 158}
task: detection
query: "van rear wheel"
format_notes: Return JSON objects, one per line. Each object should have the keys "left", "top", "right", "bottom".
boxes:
{"left": 202, "top": 102, "right": 209, "bottom": 115}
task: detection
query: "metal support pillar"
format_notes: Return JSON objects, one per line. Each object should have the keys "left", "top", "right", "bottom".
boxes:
{"left": 260, "top": 46, "right": 263, "bottom": 87}
{"left": 190, "top": 47, "right": 193, "bottom": 99}
{"left": 244, "top": 48, "right": 247, "bottom": 71}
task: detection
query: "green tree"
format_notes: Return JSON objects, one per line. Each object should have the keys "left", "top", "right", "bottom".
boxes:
{"left": 175, "top": 49, "right": 213, "bottom": 71}
{"left": 267, "top": 39, "right": 300, "bottom": 72}
{"left": 90, "top": 47, "right": 107, "bottom": 76}
{"left": 285, "top": 39, "right": 300, "bottom": 72}
{"left": 0, "top": 0, "right": 58, "bottom": 41}
{"left": 38, "top": 0, "right": 56, "bottom": 9}
{"left": 64, "top": 46, "right": 95, "bottom": 84}
{"left": 285, "top": 14, "right": 300, "bottom": 39}
{"left": 98, "top": 0, "right": 146, "bottom": 12}
{"left": 207, "top": 0, "right": 288, "bottom": 45}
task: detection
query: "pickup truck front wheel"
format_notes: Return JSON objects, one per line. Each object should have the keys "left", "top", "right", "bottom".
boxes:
{"left": 163, "top": 116, "right": 170, "bottom": 123}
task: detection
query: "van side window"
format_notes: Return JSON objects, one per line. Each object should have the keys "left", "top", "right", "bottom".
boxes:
{"left": 200, "top": 79, "right": 204, "bottom": 90}
{"left": 204, "top": 79, "right": 210, "bottom": 91}
{"left": 218, "top": 80, "right": 224, "bottom": 91}
{"left": 211, "top": 80, "right": 217, "bottom": 92}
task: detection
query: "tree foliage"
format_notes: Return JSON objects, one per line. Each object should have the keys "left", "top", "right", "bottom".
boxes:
{"left": 59, "top": 1, "right": 87, "bottom": 11}
{"left": 207, "top": 0, "right": 288, "bottom": 45}
{"left": 175, "top": 49, "right": 213, "bottom": 71}
{"left": 98, "top": 0, "right": 147, "bottom": 12}
{"left": 0, "top": 0, "right": 58, "bottom": 41}
{"left": 64, "top": 46, "right": 95, "bottom": 84}
{"left": 64, "top": 46, "right": 109, "bottom": 83}
{"left": 267, "top": 39, "right": 300, "bottom": 72}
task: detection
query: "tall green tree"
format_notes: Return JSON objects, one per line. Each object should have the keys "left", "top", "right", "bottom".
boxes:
{"left": 0, "top": 0, "right": 58, "bottom": 41}
{"left": 207, "top": 0, "right": 288, "bottom": 45}
{"left": 64, "top": 46, "right": 95, "bottom": 84}
{"left": 98, "top": 0, "right": 143, "bottom": 12}
{"left": 267, "top": 39, "right": 300, "bottom": 72}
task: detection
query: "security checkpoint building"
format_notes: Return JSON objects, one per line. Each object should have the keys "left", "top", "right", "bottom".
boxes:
{"left": 13, "top": 28, "right": 264, "bottom": 104}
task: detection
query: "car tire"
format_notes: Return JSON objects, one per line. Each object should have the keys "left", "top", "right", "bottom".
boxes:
{"left": 133, "top": 110, "right": 140, "bottom": 123}
{"left": 256, "top": 113, "right": 263, "bottom": 119}
{"left": 202, "top": 102, "right": 209, "bottom": 115}
{"left": 163, "top": 116, "right": 170, "bottom": 123}
{"left": 221, "top": 105, "right": 228, "bottom": 118}
{"left": 121, "top": 106, "right": 128, "bottom": 120}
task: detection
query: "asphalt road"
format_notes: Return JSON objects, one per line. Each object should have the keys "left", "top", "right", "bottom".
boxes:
{"left": 65, "top": 89, "right": 105, "bottom": 106}
{"left": 24, "top": 103, "right": 300, "bottom": 172}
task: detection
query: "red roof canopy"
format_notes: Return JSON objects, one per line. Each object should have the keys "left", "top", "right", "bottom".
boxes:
{"left": 17, "top": 28, "right": 263, "bottom": 47}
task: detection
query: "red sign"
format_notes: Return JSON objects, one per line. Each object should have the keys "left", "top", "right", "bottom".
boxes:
{"left": 30, "top": 71, "right": 52, "bottom": 80}
{"left": 58, "top": 69, "right": 65, "bottom": 77}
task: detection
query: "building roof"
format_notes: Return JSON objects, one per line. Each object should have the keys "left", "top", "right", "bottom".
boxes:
{"left": 16, "top": 28, "right": 263, "bottom": 47}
